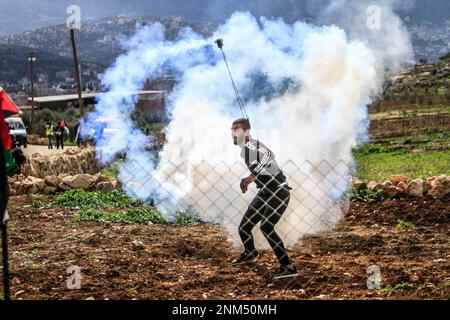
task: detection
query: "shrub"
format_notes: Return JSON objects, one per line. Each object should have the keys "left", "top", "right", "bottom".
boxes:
{"left": 55, "top": 189, "right": 140, "bottom": 210}
{"left": 349, "top": 186, "right": 389, "bottom": 202}
{"left": 75, "top": 207, "right": 168, "bottom": 224}
{"left": 396, "top": 219, "right": 415, "bottom": 230}
{"left": 171, "top": 209, "right": 203, "bottom": 225}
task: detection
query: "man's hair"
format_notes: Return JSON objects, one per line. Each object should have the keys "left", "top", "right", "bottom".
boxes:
{"left": 232, "top": 118, "right": 251, "bottom": 130}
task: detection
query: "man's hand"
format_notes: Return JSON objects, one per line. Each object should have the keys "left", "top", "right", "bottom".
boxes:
{"left": 240, "top": 175, "right": 255, "bottom": 193}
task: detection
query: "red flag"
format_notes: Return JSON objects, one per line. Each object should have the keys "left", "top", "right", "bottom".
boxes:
{"left": 0, "top": 92, "right": 17, "bottom": 175}
{"left": 0, "top": 104, "right": 12, "bottom": 150}
{"left": 0, "top": 88, "right": 20, "bottom": 118}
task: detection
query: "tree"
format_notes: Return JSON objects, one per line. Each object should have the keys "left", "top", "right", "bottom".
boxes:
{"left": 438, "top": 52, "right": 450, "bottom": 61}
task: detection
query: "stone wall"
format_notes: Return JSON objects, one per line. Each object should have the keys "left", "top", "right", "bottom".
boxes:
{"left": 27, "top": 134, "right": 48, "bottom": 145}
{"left": 9, "top": 173, "right": 119, "bottom": 195}
{"left": 353, "top": 174, "right": 450, "bottom": 199}
{"left": 21, "top": 147, "right": 100, "bottom": 178}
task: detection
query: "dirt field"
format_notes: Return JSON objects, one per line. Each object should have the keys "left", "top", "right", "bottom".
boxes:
{"left": 2, "top": 194, "right": 449, "bottom": 300}
{"left": 369, "top": 114, "right": 450, "bottom": 138}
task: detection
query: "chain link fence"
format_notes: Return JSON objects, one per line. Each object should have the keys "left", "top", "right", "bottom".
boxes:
{"left": 118, "top": 158, "right": 353, "bottom": 259}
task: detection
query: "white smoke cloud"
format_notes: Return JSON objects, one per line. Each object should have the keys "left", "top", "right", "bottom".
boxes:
{"left": 85, "top": 5, "right": 412, "bottom": 249}
{"left": 317, "top": 0, "right": 414, "bottom": 76}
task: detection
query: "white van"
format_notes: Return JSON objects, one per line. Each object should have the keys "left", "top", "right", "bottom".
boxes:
{"left": 5, "top": 117, "right": 27, "bottom": 148}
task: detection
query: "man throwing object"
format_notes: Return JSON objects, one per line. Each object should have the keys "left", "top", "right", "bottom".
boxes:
{"left": 231, "top": 118, "right": 298, "bottom": 280}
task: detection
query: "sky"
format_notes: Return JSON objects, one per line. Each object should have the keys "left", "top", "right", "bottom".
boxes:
{"left": 0, "top": 0, "right": 448, "bottom": 36}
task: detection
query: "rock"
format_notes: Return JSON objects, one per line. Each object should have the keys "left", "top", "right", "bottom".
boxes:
{"left": 37, "top": 138, "right": 48, "bottom": 145}
{"left": 13, "top": 182, "right": 24, "bottom": 194}
{"left": 27, "top": 134, "right": 40, "bottom": 144}
{"left": 58, "top": 183, "right": 72, "bottom": 191}
{"left": 368, "top": 181, "right": 382, "bottom": 191}
{"left": 20, "top": 176, "right": 45, "bottom": 194}
{"left": 353, "top": 180, "right": 367, "bottom": 191}
{"left": 384, "top": 186, "right": 400, "bottom": 198}
{"left": 22, "top": 147, "right": 99, "bottom": 179}
{"left": 389, "top": 175, "right": 408, "bottom": 186}
{"left": 406, "top": 179, "right": 424, "bottom": 197}
{"left": 115, "top": 180, "right": 122, "bottom": 189}
{"left": 95, "top": 181, "right": 114, "bottom": 193}
{"left": 61, "top": 174, "right": 95, "bottom": 190}
{"left": 94, "top": 174, "right": 110, "bottom": 185}
{"left": 429, "top": 175, "right": 450, "bottom": 198}
{"left": 397, "top": 181, "right": 408, "bottom": 192}
{"left": 132, "top": 240, "right": 145, "bottom": 251}
{"left": 111, "top": 180, "right": 119, "bottom": 189}
{"left": 381, "top": 181, "right": 392, "bottom": 188}
{"left": 44, "top": 175, "right": 59, "bottom": 188}
{"left": 58, "top": 173, "right": 69, "bottom": 180}
{"left": 424, "top": 176, "right": 437, "bottom": 193}
{"left": 44, "top": 186, "right": 58, "bottom": 194}
{"left": 15, "top": 290, "right": 25, "bottom": 297}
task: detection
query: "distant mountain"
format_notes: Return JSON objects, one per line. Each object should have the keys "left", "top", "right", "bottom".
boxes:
{"left": 0, "top": 44, "right": 75, "bottom": 82}
{"left": 1, "top": 0, "right": 449, "bottom": 36}
{"left": 386, "top": 54, "right": 450, "bottom": 95}
{"left": 0, "top": 16, "right": 213, "bottom": 82}
{"left": 407, "top": 19, "right": 450, "bottom": 62}
{"left": 0, "top": 13, "right": 448, "bottom": 84}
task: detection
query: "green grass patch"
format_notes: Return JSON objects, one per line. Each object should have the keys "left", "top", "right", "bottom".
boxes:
{"left": 353, "top": 143, "right": 403, "bottom": 156}
{"left": 383, "top": 131, "right": 449, "bottom": 146}
{"left": 396, "top": 219, "right": 415, "bottom": 231}
{"left": 141, "top": 122, "right": 167, "bottom": 133}
{"left": 56, "top": 189, "right": 203, "bottom": 226}
{"left": 171, "top": 209, "right": 204, "bottom": 225}
{"left": 354, "top": 132, "right": 449, "bottom": 181}
{"left": 55, "top": 189, "right": 140, "bottom": 210}
{"left": 30, "top": 200, "right": 50, "bottom": 209}
{"left": 100, "top": 153, "right": 161, "bottom": 180}
{"left": 354, "top": 149, "right": 450, "bottom": 181}
{"left": 63, "top": 139, "right": 78, "bottom": 146}
{"left": 100, "top": 159, "right": 124, "bottom": 180}
{"left": 377, "top": 282, "right": 417, "bottom": 293}
{"left": 349, "top": 186, "right": 389, "bottom": 202}
{"left": 75, "top": 207, "right": 168, "bottom": 224}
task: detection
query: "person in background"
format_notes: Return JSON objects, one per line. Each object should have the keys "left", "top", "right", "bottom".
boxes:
{"left": 45, "top": 122, "right": 54, "bottom": 149}
{"left": 54, "top": 121, "right": 64, "bottom": 150}
{"left": 74, "top": 119, "right": 84, "bottom": 148}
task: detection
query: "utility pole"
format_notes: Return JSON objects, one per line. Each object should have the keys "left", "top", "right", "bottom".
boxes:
{"left": 28, "top": 52, "right": 36, "bottom": 132}
{"left": 70, "top": 28, "right": 83, "bottom": 116}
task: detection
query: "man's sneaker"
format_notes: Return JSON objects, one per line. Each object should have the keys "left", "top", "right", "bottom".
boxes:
{"left": 274, "top": 264, "right": 298, "bottom": 280}
{"left": 232, "top": 251, "right": 259, "bottom": 265}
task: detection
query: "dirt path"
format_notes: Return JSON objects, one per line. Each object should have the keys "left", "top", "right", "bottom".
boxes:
{"left": 23, "top": 144, "right": 78, "bottom": 157}
{"left": 2, "top": 194, "right": 449, "bottom": 300}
